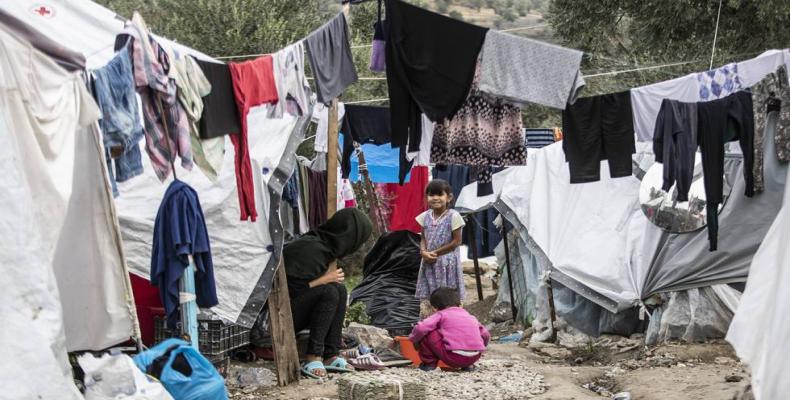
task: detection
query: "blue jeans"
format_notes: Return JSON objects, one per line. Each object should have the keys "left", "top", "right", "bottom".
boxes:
{"left": 93, "top": 49, "right": 144, "bottom": 195}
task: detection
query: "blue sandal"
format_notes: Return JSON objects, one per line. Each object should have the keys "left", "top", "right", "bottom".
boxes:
{"left": 324, "top": 356, "right": 354, "bottom": 373}
{"left": 301, "top": 360, "right": 327, "bottom": 379}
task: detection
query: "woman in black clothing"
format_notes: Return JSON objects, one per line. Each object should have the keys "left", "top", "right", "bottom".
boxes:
{"left": 282, "top": 208, "right": 373, "bottom": 378}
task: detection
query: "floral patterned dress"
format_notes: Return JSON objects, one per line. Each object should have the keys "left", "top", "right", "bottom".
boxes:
{"left": 415, "top": 210, "right": 466, "bottom": 300}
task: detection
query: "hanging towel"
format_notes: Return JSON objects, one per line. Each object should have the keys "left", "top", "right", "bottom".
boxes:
{"left": 478, "top": 30, "right": 585, "bottom": 109}
{"left": 385, "top": 0, "right": 488, "bottom": 152}
{"left": 151, "top": 180, "right": 218, "bottom": 329}
{"left": 305, "top": 13, "right": 358, "bottom": 104}
{"left": 229, "top": 55, "right": 279, "bottom": 221}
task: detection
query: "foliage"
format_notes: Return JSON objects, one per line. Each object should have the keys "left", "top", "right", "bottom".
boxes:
{"left": 449, "top": 10, "right": 464, "bottom": 21}
{"left": 345, "top": 301, "right": 371, "bottom": 327}
{"left": 547, "top": 0, "right": 790, "bottom": 94}
{"left": 95, "top": 0, "right": 336, "bottom": 58}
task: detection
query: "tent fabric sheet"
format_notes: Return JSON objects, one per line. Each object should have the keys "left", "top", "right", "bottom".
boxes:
{"left": 0, "top": 23, "right": 124, "bottom": 397}
{"left": 116, "top": 104, "right": 312, "bottom": 327}
{"left": 495, "top": 143, "right": 643, "bottom": 312}
{"left": 2, "top": 0, "right": 214, "bottom": 69}
{"left": 726, "top": 117, "right": 790, "bottom": 400}
{"left": 494, "top": 126, "right": 787, "bottom": 316}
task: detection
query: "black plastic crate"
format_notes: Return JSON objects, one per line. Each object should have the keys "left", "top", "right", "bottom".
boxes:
{"left": 154, "top": 316, "right": 250, "bottom": 356}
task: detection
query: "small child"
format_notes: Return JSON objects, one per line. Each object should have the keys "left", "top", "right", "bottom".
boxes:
{"left": 415, "top": 179, "right": 465, "bottom": 317}
{"left": 409, "top": 287, "right": 490, "bottom": 371}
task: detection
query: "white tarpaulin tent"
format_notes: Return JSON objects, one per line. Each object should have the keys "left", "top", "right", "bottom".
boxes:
{"left": 726, "top": 113, "right": 790, "bottom": 400}
{"left": 0, "top": 19, "right": 124, "bottom": 400}
{"left": 0, "top": 1, "right": 141, "bottom": 353}
{"left": 2, "top": 0, "right": 312, "bottom": 329}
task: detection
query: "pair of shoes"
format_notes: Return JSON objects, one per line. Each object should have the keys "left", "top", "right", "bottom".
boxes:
{"left": 418, "top": 363, "right": 437, "bottom": 372}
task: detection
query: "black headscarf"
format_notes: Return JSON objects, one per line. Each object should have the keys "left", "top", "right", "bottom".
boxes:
{"left": 283, "top": 208, "right": 373, "bottom": 281}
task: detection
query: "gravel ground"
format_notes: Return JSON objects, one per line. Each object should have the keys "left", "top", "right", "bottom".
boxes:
{"left": 349, "top": 358, "right": 547, "bottom": 400}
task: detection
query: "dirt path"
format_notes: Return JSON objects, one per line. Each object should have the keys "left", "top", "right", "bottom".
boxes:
{"left": 229, "top": 341, "right": 748, "bottom": 400}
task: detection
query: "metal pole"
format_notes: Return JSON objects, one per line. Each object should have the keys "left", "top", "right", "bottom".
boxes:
{"left": 501, "top": 222, "right": 517, "bottom": 321}
{"left": 466, "top": 215, "right": 484, "bottom": 301}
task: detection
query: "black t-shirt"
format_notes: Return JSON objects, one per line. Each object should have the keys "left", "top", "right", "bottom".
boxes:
{"left": 196, "top": 59, "right": 241, "bottom": 139}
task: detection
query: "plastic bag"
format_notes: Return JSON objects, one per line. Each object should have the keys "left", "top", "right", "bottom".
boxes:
{"left": 78, "top": 353, "right": 173, "bottom": 400}
{"left": 133, "top": 338, "right": 227, "bottom": 400}
{"left": 350, "top": 231, "right": 422, "bottom": 335}
{"left": 645, "top": 286, "right": 738, "bottom": 345}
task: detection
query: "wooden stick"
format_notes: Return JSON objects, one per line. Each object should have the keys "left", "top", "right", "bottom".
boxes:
{"left": 466, "top": 215, "right": 485, "bottom": 301}
{"left": 501, "top": 223, "right": 518, "bottom": 322}
{"left": 268, "top": 259, "right": 301, "bottom": 386}
{"left": 326, "top": 98, "right": 339, "bottom": 219}
{"left": 354, "top": 142, "right": 386, "bottom": 234}
{"left": 546, "top": 277, "right": 558, "bottom": 343}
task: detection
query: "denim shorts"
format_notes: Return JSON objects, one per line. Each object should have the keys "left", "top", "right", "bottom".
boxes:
{"left": 94, "top": 48, "right": 144, "bottom": 194}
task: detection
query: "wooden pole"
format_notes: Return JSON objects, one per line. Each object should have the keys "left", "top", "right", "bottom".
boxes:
{"left": 501, "top": 223, "right": 518, "bottom": 322}
{"left": 354, "top": 142, "right": 387, "bottom": 234}
{"left": 268, "top": 259, "right": 301, "bottom": 386}
{"left": 546, "top": 277, "right": 558, "bottom": 343}
{"left": 466, "top": 215, "right": 484, "bottom": 301}
{"left": 326, "top": 98, "right": 339, "bottom": 219}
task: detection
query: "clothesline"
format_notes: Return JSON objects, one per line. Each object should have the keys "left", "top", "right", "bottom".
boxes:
{"left": 213, "top": 24, "right": 550, "bottom": 60}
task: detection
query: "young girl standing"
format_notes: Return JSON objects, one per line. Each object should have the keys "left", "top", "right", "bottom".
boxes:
{"left": 415, "top": 179, "right": 466, "bottom": 316}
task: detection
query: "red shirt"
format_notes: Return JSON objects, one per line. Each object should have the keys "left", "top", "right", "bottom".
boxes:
{"left": 229, "top": 56, "right": 279, "bottom": 221}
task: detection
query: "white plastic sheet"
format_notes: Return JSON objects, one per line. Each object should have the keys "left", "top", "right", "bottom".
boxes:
{"left": 0, "top": 23, "right": 106, "bottom": 399}
{"left": 727, "top": 142, "right": 790, "bottom": 399}
{"left": 496, "top": 143, "right": 643, "bottom": 311}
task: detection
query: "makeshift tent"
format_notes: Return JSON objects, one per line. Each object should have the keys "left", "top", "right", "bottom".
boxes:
{"left": 455, "top": 50, "right": 790, "bottom": 343}
{"left": 1, "top": 1, "right": 140, "bottom": 353}
{"left": 2, "top": 0, "right": 313, "bottom": 330}
{"left": 0, "top": 16, "right": 133, "bottom": 399}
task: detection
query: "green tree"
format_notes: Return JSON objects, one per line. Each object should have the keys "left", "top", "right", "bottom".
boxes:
{"left": 449, "top": 10, "right": 465, "bottom": 21}
{"left": 96, "top": 0, "right": 335, "bottom": 58}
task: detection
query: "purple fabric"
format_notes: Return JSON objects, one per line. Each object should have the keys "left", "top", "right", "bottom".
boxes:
{"left": 416, "top": 330, "right": 480, "bottom": 368}
{"left": 409, "top": 306, "right": 490, "bottom": 352}
{"left": 369, "top": 39, "right": 386, "bottom": 72}
{"left": 415, "top": 210, "right": 465, "bottom": 300}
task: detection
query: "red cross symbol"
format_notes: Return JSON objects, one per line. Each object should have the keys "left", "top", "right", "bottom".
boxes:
{"left": 32, "top": 6, "right": 52, "bottom": 17}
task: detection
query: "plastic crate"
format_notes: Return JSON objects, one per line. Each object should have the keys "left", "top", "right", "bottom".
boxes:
{"left": 154, "top": 316, "right": 250, "bottom": 356}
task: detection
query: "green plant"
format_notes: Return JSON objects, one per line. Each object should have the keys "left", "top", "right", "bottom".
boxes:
{"left": 345, "top": 301, "right": 371, "bottom": 327}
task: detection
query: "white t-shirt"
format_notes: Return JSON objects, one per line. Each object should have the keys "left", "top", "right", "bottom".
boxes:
{"left": 415, "top": 209, "right": 466, "bottom": 231}
{"left": 312, "top": 101, "right": 345, "bottom": 152}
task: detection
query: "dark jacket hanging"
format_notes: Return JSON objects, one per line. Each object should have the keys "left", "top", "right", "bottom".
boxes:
{"left": 384, "top": 0, "right": 488, "bottom": 152}
{"left": 151, "top": 180, "right": 218, "bottom": 329}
